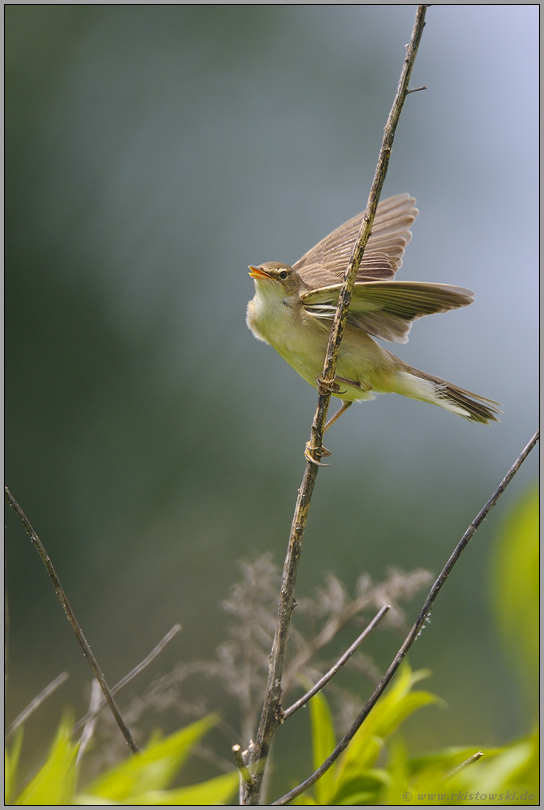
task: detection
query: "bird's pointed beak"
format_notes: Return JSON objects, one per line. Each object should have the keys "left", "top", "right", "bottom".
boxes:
{"left": 249, "top": 265, "right": 273, "bottom": 280}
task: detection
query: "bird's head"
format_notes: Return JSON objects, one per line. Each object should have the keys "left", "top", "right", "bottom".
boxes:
{"left": 248, "top": 262, "right": 304, "bottom": 306}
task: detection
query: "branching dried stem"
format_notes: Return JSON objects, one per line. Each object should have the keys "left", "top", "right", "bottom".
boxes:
{"left": 283, "top": 567, "right": 431, "bottom": 695}
{"left": 282, "top": 605, "right": 390, "bottom": 720}
{"left": 272, "top": 429, "right": 539, "bottom": 805}
{"left": 4, "top": 485, "right": 140, "bottom": 755}
{"left": 243, "top": 6, "right": 429, "bottom": 804}
{"left": 112, "top": 558, "right": 424, "bottom": 768}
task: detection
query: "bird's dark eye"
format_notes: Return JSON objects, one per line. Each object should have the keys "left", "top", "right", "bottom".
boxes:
{"left": 279, "top": 270, "right": 288, "bottom": 280}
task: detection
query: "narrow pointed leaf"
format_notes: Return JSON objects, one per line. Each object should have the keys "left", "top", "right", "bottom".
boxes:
{"left": 15, "top": 716, "right": 78, "bottom": 805}
{"left": 85, "top": 714, "right": 218, "bottom": 801}
{"left": 309, "top": 690, "right": 337, "bottom": 804}
{"left": 109, "top": 770, "right": 239, "bottom": 805}
{"left": 5, "top": 727, "right": 24, "bottom": 804}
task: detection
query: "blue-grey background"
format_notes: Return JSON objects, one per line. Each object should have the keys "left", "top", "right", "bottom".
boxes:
{"left": 5, "top": 5, "right": 538, "bottom": 793}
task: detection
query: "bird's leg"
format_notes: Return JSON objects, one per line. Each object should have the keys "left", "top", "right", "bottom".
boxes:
{"left": 323, "top": 400, "right": 352, "bottom": 433}
{"left": 305, "top": 400, "right": 353, "bottom": 466}
{"left": 307, "top": 375, "right": 360, "bottom": 464}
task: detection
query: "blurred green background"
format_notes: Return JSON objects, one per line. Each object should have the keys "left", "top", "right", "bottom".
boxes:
{"left": 5, "top": 4, "right": 538, "bottom": 795}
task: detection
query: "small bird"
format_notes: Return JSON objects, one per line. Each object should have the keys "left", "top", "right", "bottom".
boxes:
{"left": 246, "top": 194, "right": 500, "bottom": 446}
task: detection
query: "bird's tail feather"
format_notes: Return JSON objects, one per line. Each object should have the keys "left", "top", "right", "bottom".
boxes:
{"left": 397, "top": 368, "right": 501, "bottom": 424}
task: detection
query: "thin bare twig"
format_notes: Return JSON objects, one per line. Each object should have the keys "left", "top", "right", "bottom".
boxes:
{"left": 4, "top": 486, "right": 140, "bottom": 755}
{"left": 272, "top": 428, "right": 539, "bottom": 805}
{"left": 441, "top": 751, "right": 484, "bottom": 781}
{"left": 77, "top": 679, "right": 103, "bottom": 763}
{"left": 6, "top": 672, "right": 69, "bottom": 739}
{"left": 232, "top": 744, "right": 255, "bottom": 789}
{"left": 242, "top": 6, "right": 429, "bottom": 805}
{"left": 282, "top": 605, "right": 390, "bottom": 720}
{"left": 73, "top": 623, "right": 182, "bottom": 733}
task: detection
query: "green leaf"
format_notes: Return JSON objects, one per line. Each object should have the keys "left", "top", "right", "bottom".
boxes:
{"left": 337, "top": 790, "right": 381, "bottom": 805}
{"left": 396, "top": 733, "right": 539, "bottom": 805}
{"left": 84, "top": 713, "right": 218, "bottom": 801}
{"left": 490, "top": 484, "right": 539, "bottom": 707}
{"left": 14, "top": 715, "right": 78, "bottom": 805}
{"left": 131, "top": 770, "right": 239, "bottom": 805}
{"left": 5, "top": 727, "right": 24, "bottom": 804}
{"left": 382, "top": 734, "right": 410, "bottom": 805}
{"left": 452, "top": 730, "right": 539, "bottom": 798}
{"left": 408, "top": 745, "right": 502, "bottom": 779}
{"left": 331, "top": 769, "right": 389, "bottom": 806}
{"left": 336, "top": 664, "right": 440, "bottom": 784}
{"left": 77, "top": 770, "right": 239, "bottom": 805}
{"left": 309, "top": 690, "right": 337, "bottom": 804}
{"left": 503, "top": 728, "right": 539, "bottom": 792}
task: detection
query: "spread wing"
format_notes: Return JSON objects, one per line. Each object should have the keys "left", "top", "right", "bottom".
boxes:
{"left": 293, "top": 193, "right": 418, "bottom": 289}
{"left": 301, "top": 281, "right": 474, "bottom": 344}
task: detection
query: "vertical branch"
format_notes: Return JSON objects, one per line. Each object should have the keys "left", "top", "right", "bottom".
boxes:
{"left": 271, "top": 429, "right": 539, "bottom": 806}
{"left": 308, "top": 3, "right": 428, "bottom": 461}
{"left": 243, "top": 6, "right": 429, "bottom": 805}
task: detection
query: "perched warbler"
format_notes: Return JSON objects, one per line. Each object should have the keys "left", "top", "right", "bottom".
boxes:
{"left": 246, "top": 194, "right": 499, "bottom": 452}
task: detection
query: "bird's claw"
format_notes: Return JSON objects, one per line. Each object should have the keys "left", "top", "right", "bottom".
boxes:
{"left": 316, "top": 375, "right": 341, "bottom": 396}
{"left": 304, "top": 442, "right": 332, "bottom": 466}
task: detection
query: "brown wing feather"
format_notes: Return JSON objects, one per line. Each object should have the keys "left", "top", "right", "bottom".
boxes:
{"left": 293, "top": 193, "right": 418, "bottom": 289}
{"left": 301, "top": 281, "right": 473, "bottom": 344}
